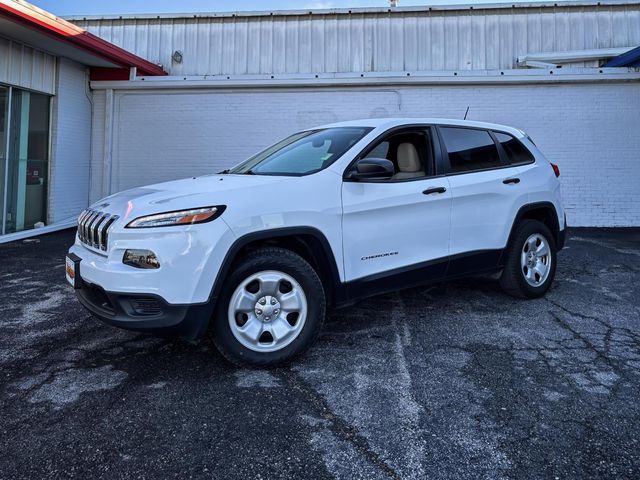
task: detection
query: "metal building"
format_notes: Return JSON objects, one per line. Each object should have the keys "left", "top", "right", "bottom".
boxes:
{"left": 0, "top": 0, "right": 165, "bottom": 242}
{"left": 71, "top": 2, "right": 640, "bottom": 74}
{"left": 0, "top": 0, "right": 639, "bottom": 242}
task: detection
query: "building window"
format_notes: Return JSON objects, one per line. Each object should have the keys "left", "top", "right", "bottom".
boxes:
{"left": 0, "top": 86, "right": 50, "bottom": 235}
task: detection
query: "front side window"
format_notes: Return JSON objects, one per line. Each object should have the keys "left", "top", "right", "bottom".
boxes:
{"left": 361, "top": 129, "right": 434, "bottom": 181}
{"left": 229, "top": 127, "right": 371, "bottom": 176}
{"left": 494, "top": 131, "right": 535, "bottom": 165}
{"left": 439, "top": 127, "right": 502, "bottom": 173}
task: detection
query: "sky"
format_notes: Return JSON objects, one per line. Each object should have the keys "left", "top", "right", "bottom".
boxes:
{"left": 36, "top": 0, "right": 524, "bottom": 17}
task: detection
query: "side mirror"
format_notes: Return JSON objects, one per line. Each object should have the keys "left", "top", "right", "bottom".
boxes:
{"left": 347, "top": 158, "right": 395, "bottom": 181}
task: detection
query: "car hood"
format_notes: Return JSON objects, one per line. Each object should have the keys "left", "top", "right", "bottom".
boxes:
{"left": 88, "top": 174, "right": 288, "bottom": 222}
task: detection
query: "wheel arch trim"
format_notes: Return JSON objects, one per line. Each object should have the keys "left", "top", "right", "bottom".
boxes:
{"left": 207, "top": 226, "right": 343, "bottom": 306}
{"left": 505, "top": 201, "right": 563, "bottom": 254}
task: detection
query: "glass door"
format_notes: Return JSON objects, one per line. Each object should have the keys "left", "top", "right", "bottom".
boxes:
{"left": 0, "top": 87, "right": 7, "bottom": 234}
{"left": 2, "top": 88, "right": 50, "bottom": 234}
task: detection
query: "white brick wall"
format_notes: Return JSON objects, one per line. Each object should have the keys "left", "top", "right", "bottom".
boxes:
{"left": 49, "top": 58, "right": 92, "bottom": 223}
{"left": 93, "top": 82, "right": 640, "bottom": 227}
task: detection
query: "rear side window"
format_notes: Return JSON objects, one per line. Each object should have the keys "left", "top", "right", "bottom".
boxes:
{"left": 494, "top": 131, "right": 535, "bottom": 165}
{"left": 439, "top": 127, "right": 502, "bottom": 173}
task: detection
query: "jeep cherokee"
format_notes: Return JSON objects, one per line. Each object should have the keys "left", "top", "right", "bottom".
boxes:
{"left": 66, "top": 118, "right": 566, "bottom": 366}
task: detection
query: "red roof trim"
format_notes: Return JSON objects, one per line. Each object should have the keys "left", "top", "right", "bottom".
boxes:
{"left": 89, "top": 67, "right": 132, "bottom": 81}
{"left": 0, "top": 0, "right": 166, "bottom": 76}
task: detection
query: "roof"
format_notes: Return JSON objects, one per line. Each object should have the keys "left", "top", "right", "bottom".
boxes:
{"left": 314, "top": 118, "right": 526, "bottom": 137}
{"left": 0, "top": 0, "right": 166, "bottom": 76}
{"left": 62, "top": 0, "right": 639, "bottom": 21}
{"left": 604, "top": 45, "right": 640, "bottom": 67}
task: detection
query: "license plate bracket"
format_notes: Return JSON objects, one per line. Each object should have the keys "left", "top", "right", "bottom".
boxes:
{"left": 65, "top": 253, "right": 82, "bottom": 289}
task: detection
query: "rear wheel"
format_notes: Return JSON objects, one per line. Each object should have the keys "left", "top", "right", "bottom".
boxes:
{"left": 211, "top": 247, "right": 326, "bottom": 366}
{"left": 499, "top": 219, "right": 557, "bottom": 298}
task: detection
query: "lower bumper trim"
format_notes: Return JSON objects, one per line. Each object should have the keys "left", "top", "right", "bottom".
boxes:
{"left": 76, "top": 281, "right": 215, "bottom": 340}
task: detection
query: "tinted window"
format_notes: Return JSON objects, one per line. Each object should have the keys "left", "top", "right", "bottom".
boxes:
{"left": 440, "top": 127, "right": 502, "bottom": 173}
{"left": 494, "top": 132, "right": 535, "bottom": 165}
{"left": 229, "top": 127, "right": 371, "bottom": 175}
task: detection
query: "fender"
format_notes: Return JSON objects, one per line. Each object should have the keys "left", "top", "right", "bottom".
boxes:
{"left": 503, "top": 202, "right": 563, "bottom": 262}
{"left": 207, "top": 226, "right": 343, "bottom": 306}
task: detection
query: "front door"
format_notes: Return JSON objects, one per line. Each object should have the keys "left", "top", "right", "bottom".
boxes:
{"left": 341, "top": 126, "right": 451, "bottom": 283}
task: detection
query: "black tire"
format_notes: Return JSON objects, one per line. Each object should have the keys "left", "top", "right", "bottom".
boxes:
{"left": 211, "top": 247, "right": 326, "bottom": 366}
{"left": 499, "top": 219, "right": 557, "bottom": 299}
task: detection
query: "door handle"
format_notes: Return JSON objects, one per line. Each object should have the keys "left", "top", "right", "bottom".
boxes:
{"left": 503, "top": 178, "right": 520, "bottom": 185}
{"left": 422, "top": 186, "right": 447, "bottom": 195}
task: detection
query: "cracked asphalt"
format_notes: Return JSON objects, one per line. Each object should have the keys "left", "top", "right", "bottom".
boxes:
{"left": 1, "top": 228, "right": 639, "bottom": 479}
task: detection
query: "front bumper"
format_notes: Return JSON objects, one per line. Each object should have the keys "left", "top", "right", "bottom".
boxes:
{"left": 67, "top": 219, "right": 235, "bottom": 338}
{"left": 76, "top": 279, "right": 214, "bottom": 340}
{"left": 67, "top": 218, "right": 235, "bottom": 304}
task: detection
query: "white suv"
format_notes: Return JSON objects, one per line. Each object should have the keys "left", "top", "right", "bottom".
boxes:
{"left": 66, "top": 118, "right": 566, "bottom": 365}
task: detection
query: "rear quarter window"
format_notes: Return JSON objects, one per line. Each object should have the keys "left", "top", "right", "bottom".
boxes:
{"left": 494, "top": 131, "right": 535, "bottom": 165}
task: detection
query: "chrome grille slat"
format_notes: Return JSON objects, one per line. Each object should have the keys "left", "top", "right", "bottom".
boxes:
{"left": 80, "top": 210, "right": 93, "bottom": 243}
{"left": 84, "top": 211, "right": 98, "bottom": 244}
{"left": 76, "top": 210, "right": 118, "bottom": 252}
{"left": 87, "top": 213, "right": 98, "bottom": 246}
{"left": 103, "top": 216, "right": 119, "bottom": 251}
{"left": 77, "top": 211, "right": 89, "bottom": 242}
{"left": 89, "top": 212, "right": 103, "bottom": 247}
{"left": 97, "top": 214, "right": 111, "bottom": 250}
{"left": 80, "top": 210, "right": 90, "bottom": 242}
{"left": 91, "top": 215, "right": 106, "bottom": 248}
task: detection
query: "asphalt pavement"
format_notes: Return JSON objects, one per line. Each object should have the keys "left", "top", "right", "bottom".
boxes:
{"left": 0, "top": 228, "right": 639, "bottom": 479}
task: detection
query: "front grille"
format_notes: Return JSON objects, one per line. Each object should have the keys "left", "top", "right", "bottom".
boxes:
{"left": 77, "top": 209, "right": 119, "bottom": 251}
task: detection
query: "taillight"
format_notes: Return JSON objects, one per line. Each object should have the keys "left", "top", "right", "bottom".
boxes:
{"left": 550, "top": 163, "right": 560, "bottom": 177}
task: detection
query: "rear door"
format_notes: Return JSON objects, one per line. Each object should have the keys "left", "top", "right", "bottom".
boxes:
{"left": 437, "top": 126, "right": 527, "bottom": 272}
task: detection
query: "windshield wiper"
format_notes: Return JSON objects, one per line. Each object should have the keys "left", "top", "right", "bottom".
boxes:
{"left": 244, "top": 169, "right": 256, "bottom": 175}
{"left": 218, "top": 169, "right": 230, "bottom": 174}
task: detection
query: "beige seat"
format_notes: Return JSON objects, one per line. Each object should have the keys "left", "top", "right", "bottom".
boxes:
{"left": 393, "top": 143, "right": 423, "bottom": 180}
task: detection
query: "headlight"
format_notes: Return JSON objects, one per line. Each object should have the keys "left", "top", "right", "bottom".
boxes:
{"left": 126, "top": 206, "right": 225, "bottom": 228}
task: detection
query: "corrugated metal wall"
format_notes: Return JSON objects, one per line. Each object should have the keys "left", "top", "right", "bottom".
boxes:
{"left": 48, "top": 58, "right": 92, "bottom": 223}
{"left": 72, "top": 3, "right": 640, "bottom": 76}
{"left": 0, "top": 36, "right": 56, "bottom": 94}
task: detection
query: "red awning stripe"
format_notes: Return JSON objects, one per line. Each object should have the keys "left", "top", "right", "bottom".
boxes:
{"left": 0, "top": 0, "right": 166, "bottom": 76}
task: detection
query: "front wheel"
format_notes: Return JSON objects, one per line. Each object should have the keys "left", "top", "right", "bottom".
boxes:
{"left": 211, "top": 247, "right": 326, "bottom": 366}
{"left": 499, "top": 219, "right": 557, "bottom": 299}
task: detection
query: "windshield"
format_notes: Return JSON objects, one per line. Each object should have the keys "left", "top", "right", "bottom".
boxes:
{"left": 228, "top": 127, "right": 372, "bottom": 176}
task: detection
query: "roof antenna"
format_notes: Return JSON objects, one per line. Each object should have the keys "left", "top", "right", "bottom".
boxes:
{"left": 463, "top": 106, "right": 470, "bottom": 120}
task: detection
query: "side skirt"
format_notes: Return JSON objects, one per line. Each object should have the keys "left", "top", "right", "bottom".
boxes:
{"left": 334, "top": 249, "right": 504, "bottom": 308}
